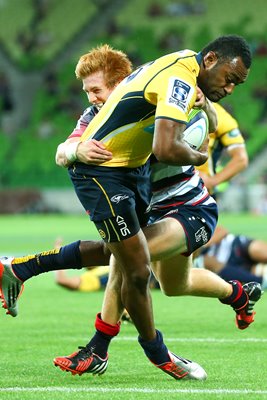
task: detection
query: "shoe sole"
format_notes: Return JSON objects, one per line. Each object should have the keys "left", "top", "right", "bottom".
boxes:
{"left": 156, "top": 352, "right": 207, "bottom": 380}
{"left": 54, "top": 359, "right": 108, "bottom": 376}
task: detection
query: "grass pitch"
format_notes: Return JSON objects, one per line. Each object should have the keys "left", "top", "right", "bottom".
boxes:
{"left": 0, "top": 213, "right": 267, "bottom": 400}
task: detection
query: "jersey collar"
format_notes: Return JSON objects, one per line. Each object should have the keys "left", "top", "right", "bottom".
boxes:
{"left": 195, "top": 52, "right": 203, "bottom": 65}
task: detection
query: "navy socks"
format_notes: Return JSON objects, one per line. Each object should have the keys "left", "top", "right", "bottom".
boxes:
{"left": 12, "top": 241, "right": 82, "bottom": 281}
{"left": 138, "top": 329, "right": 170, "bottom": 365}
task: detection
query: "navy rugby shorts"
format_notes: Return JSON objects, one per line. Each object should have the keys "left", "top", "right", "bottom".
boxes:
{"left": 148, "top": 197, "right": 218, "bottom": 256}
{"left": 68, "top": 162, "right": 151, "bottom": 242}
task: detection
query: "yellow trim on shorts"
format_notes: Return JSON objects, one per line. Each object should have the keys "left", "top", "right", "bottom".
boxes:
{"left": 92, "top": 177, "right": 115, "bottom": 216}
{"left": 108, "top": 218, "right": 121, "bottom": 242}
{"left": 103, "top": 220, "right": 111, "bottom": 242}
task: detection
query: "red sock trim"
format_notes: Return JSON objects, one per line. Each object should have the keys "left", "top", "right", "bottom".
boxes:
{"left": 220, "top": 280, "right": 247, "bottom": 306}
{"left": 95, "top": 312, "right": 121, "bottom": 337}
{"left": 232, "top": 280, "right": 243, "bottom": 302}
{"left": 223, "top": 280, "right": 248, "bottom": 310}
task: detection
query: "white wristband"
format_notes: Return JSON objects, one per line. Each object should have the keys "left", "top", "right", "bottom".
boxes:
{"left": 65, "top": 141, "right": 79, "bottom": 162}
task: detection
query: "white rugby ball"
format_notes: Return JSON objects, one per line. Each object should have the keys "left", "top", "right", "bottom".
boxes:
{"left": 183, "top": 109, "right": 209, "bottom": 150}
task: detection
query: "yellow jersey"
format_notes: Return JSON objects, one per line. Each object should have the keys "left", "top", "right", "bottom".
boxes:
{"left": 197, "top": 103, "right": 245, "bottom": 176}
{"left": 81, "top": 50, "right": 202, "bottom": 167}
{"left": 79, "top": 266, "right": 110, "bottom": 292}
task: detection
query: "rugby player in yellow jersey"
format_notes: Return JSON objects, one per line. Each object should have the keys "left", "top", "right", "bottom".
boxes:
{"left": 62, "top": 35, "right": 251, "bottom": 380}
{"left": 52, "top": 237, "right": 110, "bottom": 292}
{"left": 197, "top": 103, "right": 248, "bottom": 195}
{"left": 1, "top": 37, "right": 261, "bottom": 381}
{"left": 55, "top": 267, "right": 109, "bottom": 291}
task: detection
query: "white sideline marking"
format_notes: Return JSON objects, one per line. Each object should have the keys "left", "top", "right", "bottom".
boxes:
{"left": 0, "top": 387, "right": 267, "bottom": 395}
{"left": 115, "top": 336, "right": 267, "bottom": 343}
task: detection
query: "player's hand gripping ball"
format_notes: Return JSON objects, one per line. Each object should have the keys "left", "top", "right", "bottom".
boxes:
{"left": 183, "top": 109, "right": 209, "bottom": 150}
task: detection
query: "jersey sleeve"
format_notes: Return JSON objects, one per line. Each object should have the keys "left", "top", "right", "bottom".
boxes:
{"left": 214, "top": 104, "right": 244, "bottom": 148}
{"left": 68, "top": 106, "right": 98, "bottom": 139}
{"left": 145, "top": 66, "right": 197, "bottom": 123}
{"left": 219, "top": 127, "right": 245, "bottom": 148}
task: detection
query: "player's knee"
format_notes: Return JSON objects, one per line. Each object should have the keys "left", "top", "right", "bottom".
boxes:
{"left": 126, "top": 266, "right": 151, "bottom": 293}
{"left": 160, "top": 283, "right": 186, "bottom": 297}
{"left": 161, "top": 288, "right": 179, "bottom": 297}
{"left": 80, "top": 240, "right": 110, "bottom": 265}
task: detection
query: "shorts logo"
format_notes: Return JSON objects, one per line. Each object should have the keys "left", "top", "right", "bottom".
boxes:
{"left": 116, "top": 215, "right": 131, "bottom": 237}
{"left": 111, "top": 194, "right": 129, "bottom": 204}
{"left": 195, "top": 226, "right": 208, "bottom": 244}
{"left": 98, "top": 229, "right": 106, "bottom": 239}
{"left": 167, "top": 78, "right": 193, "bottom": 112}
{"left": 165, "top": 208, "right": 179, "bottom": 216}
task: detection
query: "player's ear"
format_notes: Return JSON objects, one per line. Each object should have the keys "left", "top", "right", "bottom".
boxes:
{"left": 203, "top": 51, "right": 218, "bottom": 70}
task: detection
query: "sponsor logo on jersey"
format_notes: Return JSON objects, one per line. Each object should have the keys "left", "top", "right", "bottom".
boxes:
{"left": 195, "top": 226, "right": 208, "bottom": 244}
{"left": 167, "top": 78, "right": 193, "bottom": 112}
{"left": 111, "top": 194, "right": 129, "bottom": 203}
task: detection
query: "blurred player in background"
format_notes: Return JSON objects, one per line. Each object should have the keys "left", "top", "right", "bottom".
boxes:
{"left": 195, "top": 225, "right": 267, "bottom": 289}
{"left": 197, "top": 103, "right": 248, "bottom": 198}
{"left": 55, "top": 266, "right": 109, "bottom": 291}
{"left": 53, "top": 237, "right": 109, "bottom": 292}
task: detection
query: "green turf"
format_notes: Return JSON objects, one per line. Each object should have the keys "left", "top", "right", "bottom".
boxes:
{"left": 1, "top": 212, "right": 267, "bottom": 255}
{"left": 0, "top": 213, "right": 267, "bottom": 400}
{"left": 0, "top": 214, "right": 99, "bottom": 254}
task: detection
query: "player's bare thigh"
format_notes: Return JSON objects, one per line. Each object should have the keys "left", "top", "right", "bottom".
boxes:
{"left": 151, "top": 253, "right": 192, "bottom": 296}
{"left": 143, "top": 217, "right": 187, "bottom": 261}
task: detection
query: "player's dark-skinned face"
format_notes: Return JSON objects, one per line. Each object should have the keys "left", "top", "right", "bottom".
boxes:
{"left": 197, "top": 54, "right": 249, "bottom": 103}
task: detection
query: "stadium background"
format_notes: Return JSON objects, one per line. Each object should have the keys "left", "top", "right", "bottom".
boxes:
{"left": 0, "top": 0, "right": 267, "bottom": 214}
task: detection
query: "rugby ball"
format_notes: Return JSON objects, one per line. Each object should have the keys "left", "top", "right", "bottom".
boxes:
{"left": 183, "top": 109, "right": 209, "bottom": 150}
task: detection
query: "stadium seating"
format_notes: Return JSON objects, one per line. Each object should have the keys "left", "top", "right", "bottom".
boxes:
{"left": 0, "top": 0, "right": 96, "bottom": 68}
{"left": 0, "top": 0, "right": 33, "bottom": 61}
{"left": 1, "top": 0, "right": 267, "bottom": 190}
